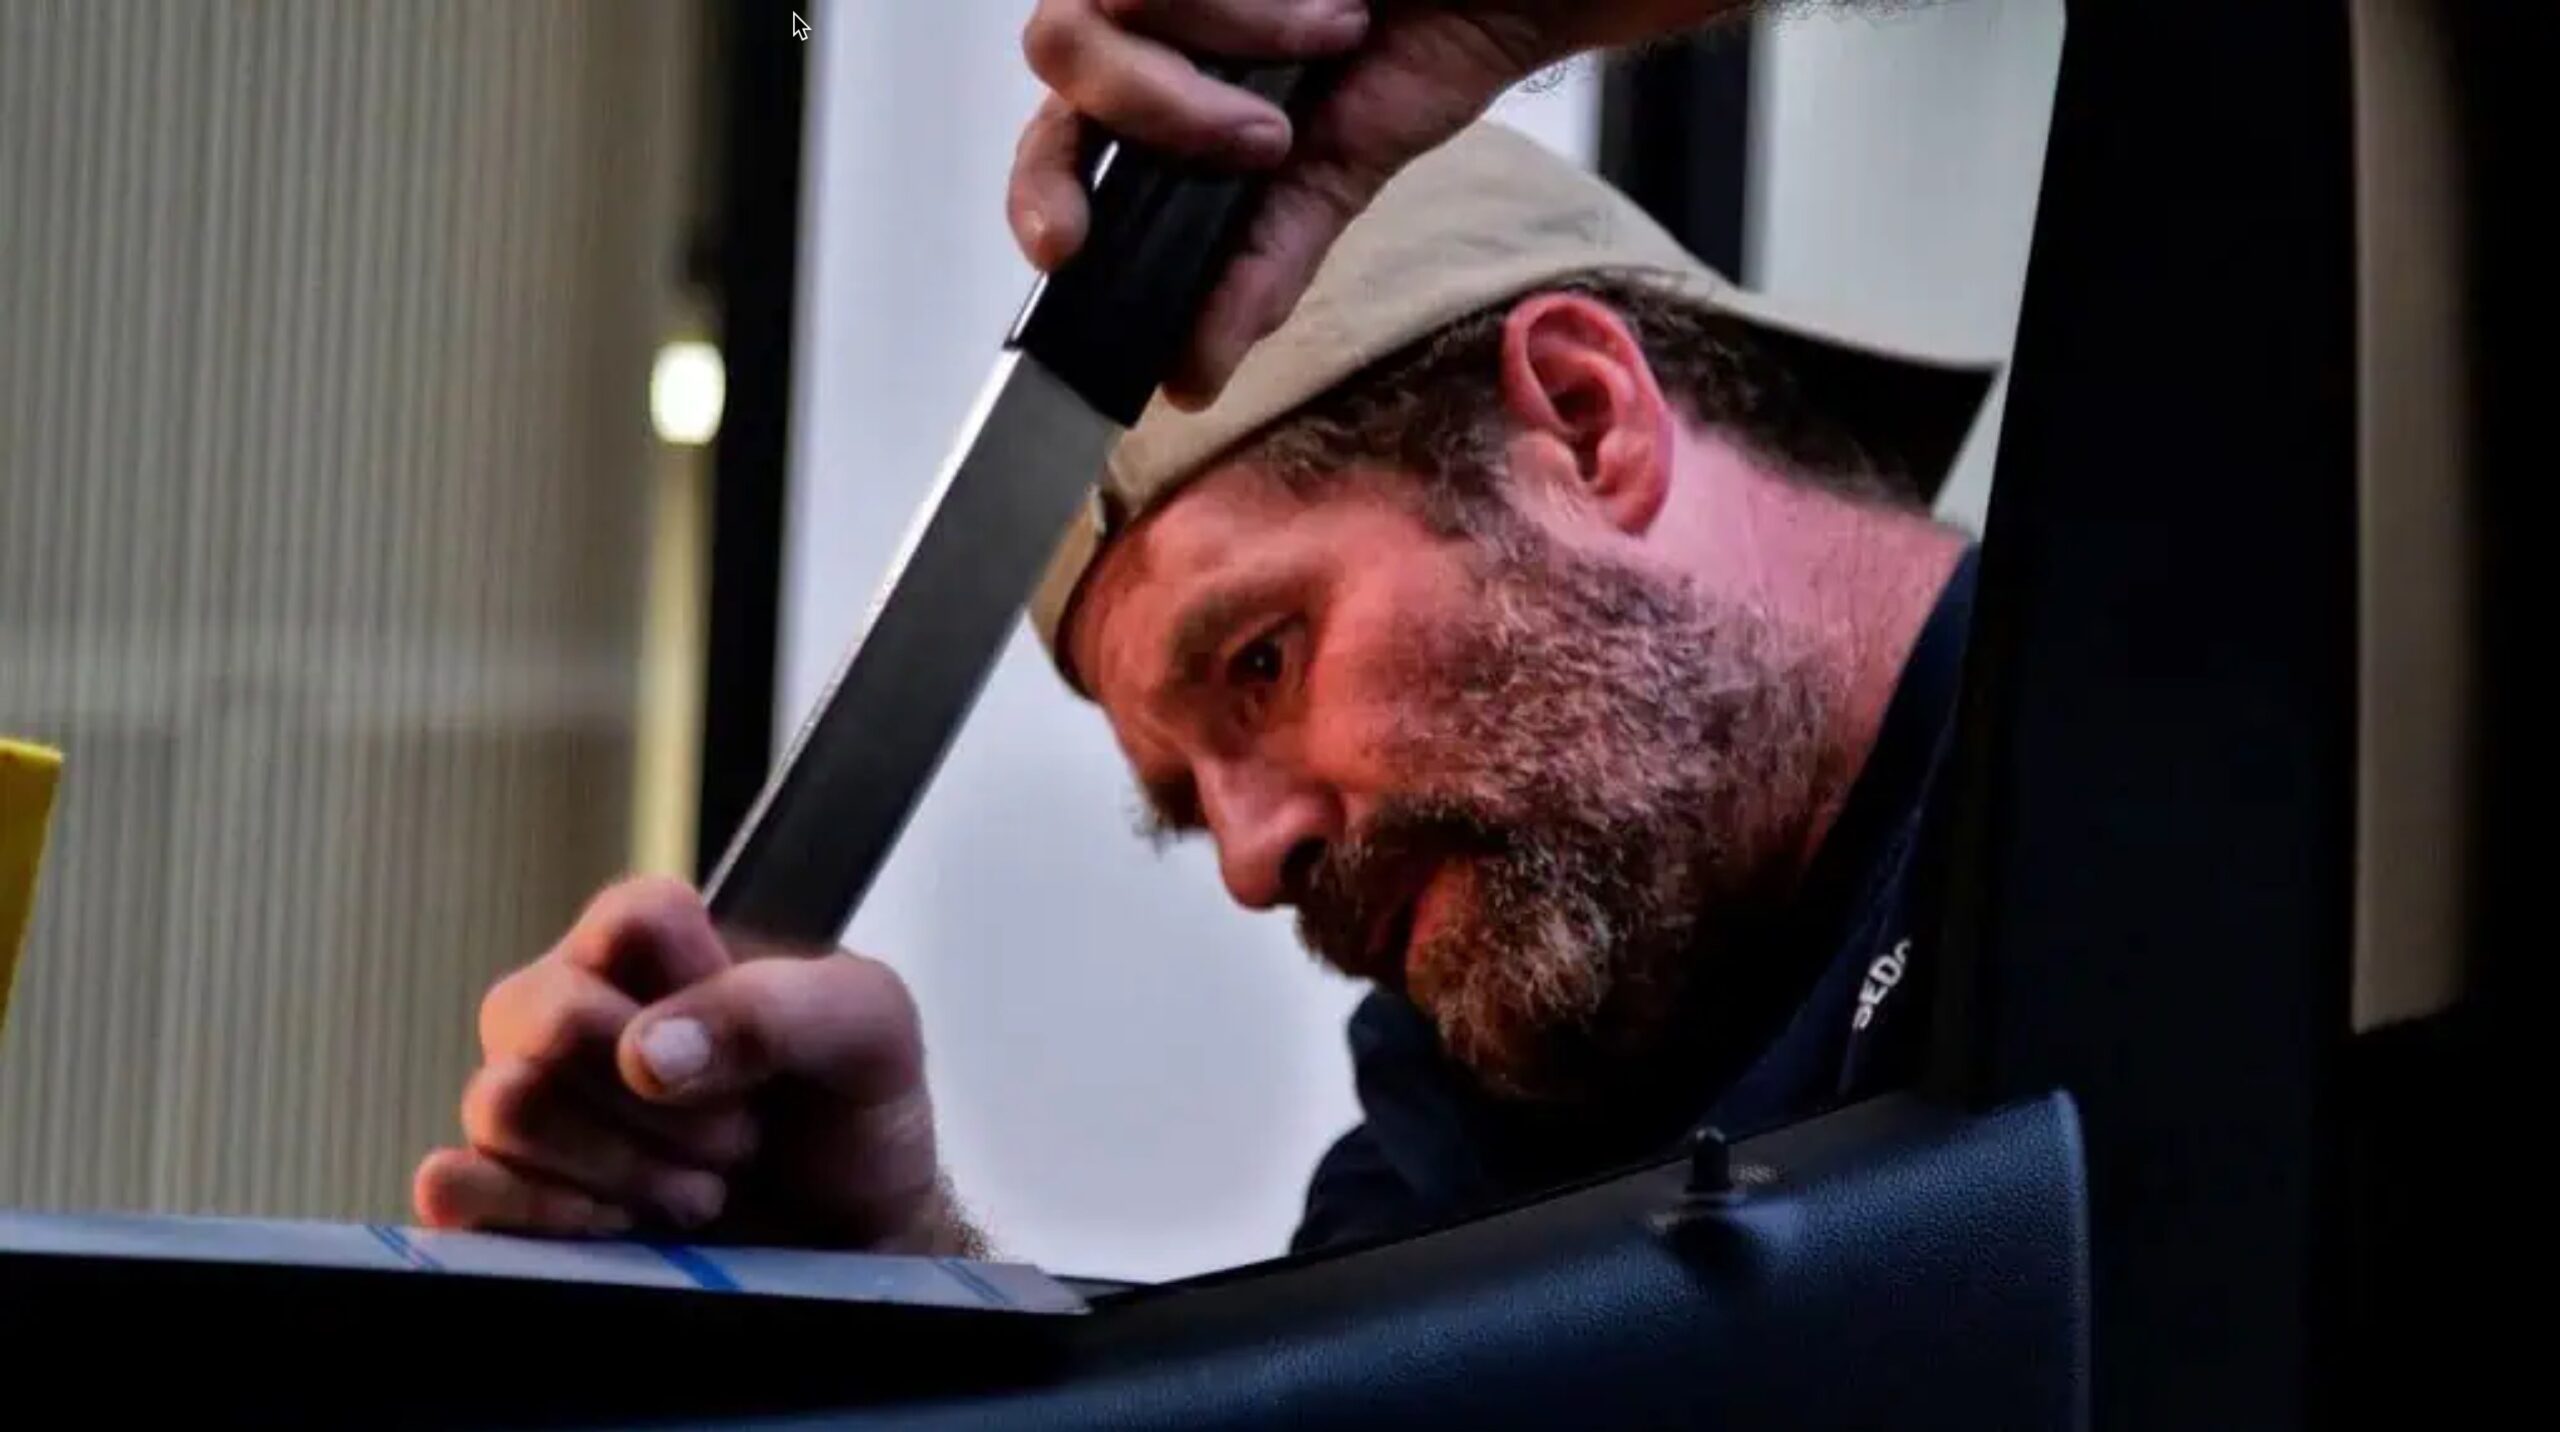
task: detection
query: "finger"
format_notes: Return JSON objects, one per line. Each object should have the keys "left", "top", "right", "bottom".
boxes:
{"left": 1097, "top": 0, "right": 1369, "bottom": 59}
{"left": 620, "top": 954, "right": 924, "bottom": 1109}
{"left": 565, "top": 1065, "right": 762, "bottom": 1170}
{"left": 460, "top": 1058, "right": 734, "bottom": 1228}
{"left": 1159, "top": 0, "right": 1541, "bottom": 408}
{"left": 472, "top": 957, "right": 761, "bottom": 1170}
{"left": 413, "top": 1147, "right": 634, "bottom": 1236}
{"left": 1010, "top": 94, "right": 1091, "bottom": 271}
{"left": 1169, "top": 160, "right": 1383, "bottom": 407}
{"left": 1167, "top": 44, "right": 1501, "bottom": 407}
{"left": 479, "top": 955, "right": 638, "bottom": 1066}
{"left": 1023, "top": 0, "right": 1296, "bottom": 165}
{"left": 554, "top": 874, "right": 734, "bottom": 1000}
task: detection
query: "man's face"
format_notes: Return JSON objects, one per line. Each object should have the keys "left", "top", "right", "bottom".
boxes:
{"left": 1070, "top": 462, "right": 1829, "bottom": 1102}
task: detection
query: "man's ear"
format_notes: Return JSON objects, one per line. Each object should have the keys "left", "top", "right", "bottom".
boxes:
{"left": 1497, "top": 292, "right": 1674, "bottom": 537}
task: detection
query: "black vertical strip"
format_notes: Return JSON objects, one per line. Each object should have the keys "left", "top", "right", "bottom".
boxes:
{"left": 2447, "top": 0, "right": 2533, "bottom": 1044}
{"left": 695, "top": 0, "right": 807, "bottom": 879}
{"left": 1919, "top": 5, "right": 2357, "bottom": 1430}
{"left": 2359, "top": 7, "right": 2541, "bottom": 1421}
{"left": 1595, "top": 27, "right": 1752, "bottom": 278}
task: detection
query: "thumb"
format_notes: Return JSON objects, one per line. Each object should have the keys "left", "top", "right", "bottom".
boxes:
{"left": 619, "top": 953, "right": 926, "bottom": 1109}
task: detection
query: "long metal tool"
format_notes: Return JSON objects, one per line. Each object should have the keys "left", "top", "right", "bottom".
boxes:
{"left": 702, "top": 64, "right": 1326, "bottom": 949}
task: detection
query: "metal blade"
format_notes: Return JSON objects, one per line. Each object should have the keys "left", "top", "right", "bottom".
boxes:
{"left": 702, "top": 352, "right": 1118, "bottom": 947}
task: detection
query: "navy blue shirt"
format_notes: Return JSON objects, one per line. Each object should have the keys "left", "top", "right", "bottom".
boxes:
{"left": 1291, "top": 550, "right": 1977, "bottom": 1253}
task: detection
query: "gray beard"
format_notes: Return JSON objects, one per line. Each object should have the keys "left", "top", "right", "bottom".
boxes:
{"left": 1296, "top": 529, "right": 1832, "bottom": 1102}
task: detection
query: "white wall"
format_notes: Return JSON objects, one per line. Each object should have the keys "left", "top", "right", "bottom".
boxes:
{"left": 1749, "top": 0, "right": 2066, "bottom": 529}
{"left": 782, "top": 0, "right": 1597, "bottom": 1282}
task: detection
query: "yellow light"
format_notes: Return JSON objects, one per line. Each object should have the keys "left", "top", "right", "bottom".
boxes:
{"left": 650, "top": 340, "right": 727, "bottom": 446}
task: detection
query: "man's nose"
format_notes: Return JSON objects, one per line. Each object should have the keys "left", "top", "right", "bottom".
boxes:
{"left": 1199, "top": 761, "right": 1338, "bottom": 911}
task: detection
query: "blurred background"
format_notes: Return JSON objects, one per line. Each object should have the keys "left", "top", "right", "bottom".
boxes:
{"left": 0, "top": 0, "right": 2059, "bottom": 1282}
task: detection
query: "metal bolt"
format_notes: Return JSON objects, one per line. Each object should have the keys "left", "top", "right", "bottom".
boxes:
{"left": 1686, "top": 1125, "right": 1734, "bottom": 1198}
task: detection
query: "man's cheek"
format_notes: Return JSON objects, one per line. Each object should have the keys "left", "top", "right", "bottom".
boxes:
{"left": 1328, "top": 711, "right": 1459, "bottom": 796}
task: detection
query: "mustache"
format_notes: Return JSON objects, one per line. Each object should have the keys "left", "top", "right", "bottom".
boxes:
{"left": 1294, "top": 797, "right": 1508, "bottom": 983}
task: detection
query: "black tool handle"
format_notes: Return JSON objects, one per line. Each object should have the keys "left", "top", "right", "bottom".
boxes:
{"left": 1009, "top": 62, "right": 1329, "bottom": 426}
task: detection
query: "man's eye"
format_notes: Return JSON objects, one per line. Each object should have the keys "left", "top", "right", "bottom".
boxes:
{"left": 1228, "top": 629, "right": 1289, "bottom": 688}
{"left": 1228, "top": 635, "right": 1280, "bottom": 686}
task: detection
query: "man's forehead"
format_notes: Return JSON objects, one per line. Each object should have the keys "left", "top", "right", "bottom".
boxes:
{"left": 1069, "top": 461, "right": 1308, "bottom": 691}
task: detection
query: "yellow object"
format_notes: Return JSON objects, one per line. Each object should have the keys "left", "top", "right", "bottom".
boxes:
{"left": 0, "top": 739, "right": 63, "bottom": 1039}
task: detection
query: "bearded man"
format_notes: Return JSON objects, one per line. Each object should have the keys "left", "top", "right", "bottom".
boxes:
{"left": 413, "top": 122, "right": 1991, "bottom": 1258}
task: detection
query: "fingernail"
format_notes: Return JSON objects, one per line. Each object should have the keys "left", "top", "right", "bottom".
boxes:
{"left": 1228, "top": 116, "right": 1291, "bottom": 163}
{"left": 637, "top": 1017, "right": 712, "bottom": 1090}
{"left": 652, "top": 1169, "right": 727, "bottom": 1230}
{"left": 1018, "top": 204, "right": 1048, "bottom": 254}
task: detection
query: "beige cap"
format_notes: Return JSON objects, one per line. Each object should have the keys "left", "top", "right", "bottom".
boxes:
{"left": 1029, "top": 120, "right": 1997, "bottom": 695}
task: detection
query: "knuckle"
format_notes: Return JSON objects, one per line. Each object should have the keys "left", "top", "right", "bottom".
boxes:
{"left": 626, "top": 897, "right": 711, "bottom": 967}
{"left": 703, "top": 962, "right": 818, "bottom": 1078}
{"left": 832, "top": 954, "right": 930, "bottom": 1082}
{"left": 765, "top": 967, "right": 833, "bottom": 1044}
{"left": 509, "top": 977, "right": 605, "bottom": 1067}
{"left": 563, "top": 874, "right": 722, "bottom": 987}
{"left": 575, "top": 873, "right": 692, "bottom": 949}
{"left": 574, "top": 875, "right": 642, "bottom": 929}
{"left": 694, "top": 972, "right": 780, "bottom": 1074}
{"left": 1013, "top": 96, "right": 1071, "bottom": 164}
{"left": 477, "top": 960, "right": 590, "bottom": 1061}
{"left": 616, "top": 873, "right": 702, "bottom": 922}
{"left": 846, "top": 952, "right": 923, "bottom": 1033}
{"left": 459, "top": 1060, "right": 542, "bottom": 1147}
{"left": 1081, "top": 64, "right": 1159, "bottom": 126}
{"left": 1020, "top": 4, "right": 1088, "bottom": 87}
{"left": 591, "top": 874, "right": 695, "bottom": 945}
{"left": 475, "top": 969, "right": 524, "bottom": 1054}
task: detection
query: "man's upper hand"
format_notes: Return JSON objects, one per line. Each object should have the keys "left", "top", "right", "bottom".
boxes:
{"left": 1009, "top": 0, "right": 1583, "bottom": 409}
{"left": 413, "top": 877, "right": 977, "bottom": 1256}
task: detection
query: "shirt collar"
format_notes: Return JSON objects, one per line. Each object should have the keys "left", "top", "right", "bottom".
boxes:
{"left": 1691, "top": 543, "right": 1981, "bottom": 1133}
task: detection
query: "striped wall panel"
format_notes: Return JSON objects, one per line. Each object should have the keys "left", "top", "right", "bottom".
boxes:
{"left": 0, "top": 1, "right": 692, "bottom": 1220}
